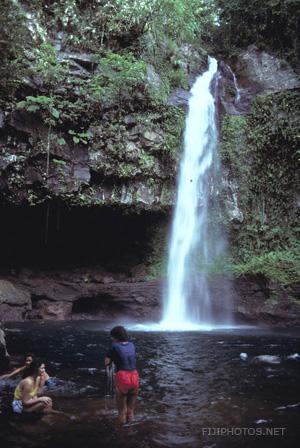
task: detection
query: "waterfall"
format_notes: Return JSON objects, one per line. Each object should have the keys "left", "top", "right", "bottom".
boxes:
{"left": 226, "top": 64, "right": 241, "bottom": 104}
{"left": 161, "top": 57, "right": 231, "bottom": 330}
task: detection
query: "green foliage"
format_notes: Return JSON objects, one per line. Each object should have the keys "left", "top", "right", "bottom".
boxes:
{"left": 232, "top": 249, "right": 300, "bottom": 285}
{"left": 221, "top": 90, "right": 300, "bottom": 284}
{"left": 26, "top": 0, "right": 217, "bottom": 50}
{"left": 214, "top": 0, "right": 300, "bottom": 67}
{"left": 68, "top": 129, "right": 90, "bottom": 145}
{"left": 53, "top": 159, "right": 67, "bottom": 165}
{"left": 87, "top": 51, "right": 146, "bottom": 106}
{"left": 146, "top": 220, "right": 169, "bottom": 279}
{"left": 0, "top": 0, "right": 31, "bottom": 103}
{"left": 31, "top": 42, "right": 67, "bottom": 86}
{"left": 16, "top": 95, "right": 60, "bottom": 125}
{"left": 220, "top": 115, "right": 248, "bottom": 176}
{"left": 160, "top": 107, "right": 185, "bottom": 157}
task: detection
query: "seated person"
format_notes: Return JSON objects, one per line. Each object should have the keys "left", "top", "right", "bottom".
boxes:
{"left": 0, "top": 353, "right": 35, "bottom": 380}
{"left": 12, "top": 359, "right": 53, "bottom": 414}
{"left": 1, "top": 353, "right": 54, "bottom": 387}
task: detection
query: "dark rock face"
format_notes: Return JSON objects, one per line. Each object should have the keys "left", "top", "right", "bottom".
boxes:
{"left": 1, "top": 270, "right": 299, "bottom": 326}
{"left": 0, "top": 269, "right": 162, "bottom": 322}
{"left": 0, "top": 279, "right": 31, "bottom": 321}
{"left": 233, "top": 45, "right": 299, "bottom": 94}
{"left": 167, "top": 88, "right": 190, "bottom": 108}
{"left": 217, "top": 45, "right": 299, "bottom": 116}
{"left": 230, "top": 275, "right": 300, "bottom": 326}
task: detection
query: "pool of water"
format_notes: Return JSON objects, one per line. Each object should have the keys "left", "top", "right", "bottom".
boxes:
{"left": 1, "top": 321, "right": 300, "bottom": 448}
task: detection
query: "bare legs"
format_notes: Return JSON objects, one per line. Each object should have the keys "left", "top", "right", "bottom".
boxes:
{"left": 116, "top": 388, "right": 138, "bottom": 424}
{"left": 24, "top": 397, "right": 53, "bottom": 414}
{"left": 116, "top": 388, "right": 127, "bottom": 424}
{"left": 126, "top": 390, "right": 137, "bottom": 422}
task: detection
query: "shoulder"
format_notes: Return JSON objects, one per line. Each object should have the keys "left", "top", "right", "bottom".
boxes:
{"left": 20, "top": 377, "right": 33, "bottom": 390}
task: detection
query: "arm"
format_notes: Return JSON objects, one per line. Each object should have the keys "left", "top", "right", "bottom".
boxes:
{"left": 21, "top": 379, "right": 50, "bottom": 406}
{"left": 0, "top": 366, "right": 25, "bottom": 380}
{"left": 37, "top": 371, "right": 50, "bottom": 394}
{"left": 104, "top": 356, "right": 112, "bottom": 367}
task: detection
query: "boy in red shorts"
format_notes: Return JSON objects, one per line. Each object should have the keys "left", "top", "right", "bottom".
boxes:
{"left": 104, "top": 326, "right": 139, "bottom": 424}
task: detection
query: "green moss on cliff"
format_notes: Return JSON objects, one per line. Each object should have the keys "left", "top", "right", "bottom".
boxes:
{"left": 221, "top": 89, "right": 300, "bottom": 284}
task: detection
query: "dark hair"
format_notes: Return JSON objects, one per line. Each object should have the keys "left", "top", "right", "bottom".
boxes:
{"left": 24, "top": 353, "right": 35, "bottom": 362}
{"left": 110, "top": 326, "right": 128, "bottom": 342}
{"left": 22, "top": 358, "right": 44, "bottom": 379}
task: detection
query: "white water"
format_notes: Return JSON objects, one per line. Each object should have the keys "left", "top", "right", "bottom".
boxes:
{"left": 160, "top": 57, "right": 230, "bottom": 331}
{"left": 227, "top": 64, "right": 241, "bottom": 103}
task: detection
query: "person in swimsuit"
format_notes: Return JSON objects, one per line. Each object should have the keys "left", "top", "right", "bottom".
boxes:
{"left": 0, "top": 353, "right": 35, "bottom": 380}
{"left": 1, "top": 353, "right": 54, "bottom": 387}
{"left": 105, "top": 326, "right": 139, "bottom": 424}
{"left": 12, "top": 358, "right": 53, "bottom": 414}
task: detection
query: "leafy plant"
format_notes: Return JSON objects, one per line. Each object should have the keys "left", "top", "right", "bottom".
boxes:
{"left": 68, "top": 129, "right": 90, "bottom": 145}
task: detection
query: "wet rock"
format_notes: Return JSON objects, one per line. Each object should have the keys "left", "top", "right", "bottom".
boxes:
{"left": 124, "top": 115, "right": 137, "bottom": 128}
{"left": 0, "top": 279, "right": 31, "bottom": 306}
{"left": 222, "top": 173, "right": 244, "bottom": 223}
{"left": 275, "top": 402, "right": 300, "bottom": 411}
{"left": 229, "top": 274, "right": 300, "bottom": 326}
{"left": 0, "top": 112, "right": 5, "bottom": 129}
{"left": 101, "top": 277, "right": 115, "bottom": 285}
{"left": 252, "top": 355, "right": 281, "bottom": 365}
{"left": 234, "top": 45, "right": 299, "bottom": 95}
{"left": 167, "top": 88, "right": 190, "bottom": 108}
{"left": 9, "top": 110, "right": 46, "bottom": 136}
{"left": 178, "top": 44, "right": 208, "bottom": 78}
{"left": 130, "top": 264, "right": 147, "bottom": 281}
{"left": 145, "top": 64, "right": 162, "bottom": 92}
{"left": 33, "top": 301, "right": 73, "bottom": 320}
{"left": 286, "top": 353, "right": 300, "bottom": 360}
{"left": 218, "top": 47, "right": 299, "bottom": 116}
{"left": 57, "top": 51, "right": 97, "bottom": 71}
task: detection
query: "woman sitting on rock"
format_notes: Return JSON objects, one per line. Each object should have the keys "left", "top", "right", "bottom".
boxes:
{"left": 12, "top": 358, "right": 53, "bottom": 414}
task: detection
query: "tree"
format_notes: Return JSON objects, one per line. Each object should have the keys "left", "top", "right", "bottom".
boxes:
{"left": 0, "top": 0, "right": 31, "bottom": 103}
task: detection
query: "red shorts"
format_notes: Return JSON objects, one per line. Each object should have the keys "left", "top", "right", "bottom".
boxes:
{"left": 115, "top": 369, "right": 139, "bottom": 395}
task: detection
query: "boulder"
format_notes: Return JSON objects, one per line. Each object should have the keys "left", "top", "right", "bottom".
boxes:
{"left": 0, "top": 279, "right": 31, "bottom": 307}
{"left": 218, "top": 47, "right": 300, "bottom": 115}
{"left": 145, "top": 64, "right": 162, "bottom": 93}
{"left": 252, "top": 355, "right": 281, "bottom": 365}
{"left": 178, "top": 44, "right": 208, "bottom": 79}
{"left": 235, "top": 45, "right": 299, "bottom": 94}
{"left": 167, "top": 88, "right": 190, "bottom": 108}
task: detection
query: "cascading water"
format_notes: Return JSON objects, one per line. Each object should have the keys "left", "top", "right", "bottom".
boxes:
{"left": 226, "top": 64, "right": 241, "bottom": 104}
{"left": 161, "top": 57, "right": 231, "bottom": 330}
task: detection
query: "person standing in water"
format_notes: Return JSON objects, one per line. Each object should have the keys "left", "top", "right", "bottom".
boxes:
{"left": 104, "top": 326, "right": 139, "bottom": 424}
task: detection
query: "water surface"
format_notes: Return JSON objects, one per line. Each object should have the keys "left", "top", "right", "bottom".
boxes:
{"left": 0, "top": 321, "right": 300, "bottom": 448}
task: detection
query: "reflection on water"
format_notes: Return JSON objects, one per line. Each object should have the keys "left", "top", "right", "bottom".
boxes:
{"left": 1, "top": 321, "right": 300, "bottom": 448}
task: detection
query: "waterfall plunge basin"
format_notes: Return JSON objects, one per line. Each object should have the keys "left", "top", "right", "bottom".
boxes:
{"left": 1, "top": 321, "right": 300, "bottom": 448}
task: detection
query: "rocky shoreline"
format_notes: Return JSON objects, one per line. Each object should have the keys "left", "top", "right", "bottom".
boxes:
{"left": 1, "top": 270, "right": 299, "bottom": 326}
